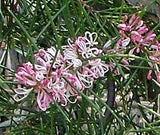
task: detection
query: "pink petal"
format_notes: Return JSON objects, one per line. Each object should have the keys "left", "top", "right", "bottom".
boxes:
{"left": 37, "top": 91, "right": 52, "bottom": 111}
{"left": 129, "top": 47, "right": 136, "bottom": 55}
{"left": 59, "top": 94, "right": 67, "bottom": 106}
{"left": 147, "top": 70, "right": 152, "bottom": 80}
{"left": 144, "top": 31, "right": 156, "bottom": 43}
{"left": 136, "top": 20, "right": 144, "bottom": 29}
{"left": 131, "top": 31, "right": 142, "bottom": 44}
{"left": 156, "top": 72, "right": 160, "bottom": 83}
{"left": 121, "top": 38, "right": 130, "bottom": 47}
{"left": 129, "top": 14, "right": 136, "bottom": 26}
{"left": 121, "top": 59, "right": 129, "bottom": 65}
{"left": 137, "top": 25, "right": 148, "bottom": 35}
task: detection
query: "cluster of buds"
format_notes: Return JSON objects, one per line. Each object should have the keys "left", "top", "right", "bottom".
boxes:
{"left": 106, "top": 14, "right": 160, "bottom": 82}
{"left": 13, "top": 32, "right": 108, "bottom": 111}
{"left": 117, "top": 14, "right": 156, "bottom": 53}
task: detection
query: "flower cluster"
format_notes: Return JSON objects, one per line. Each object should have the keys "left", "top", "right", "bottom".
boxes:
{"left": 105, "top": 14, "right": 160, "bottom": 82}
{"left": 117, "top": 14, "right": 160, "bottom": 82}
{"left": 13, "top": 32, "right": 108, "bottom": 111}
{"left": 117, "top": 14, "right": 156, "bottom": 53}
{"left": 13, "top": 14, "right": 160, "bottom": 111}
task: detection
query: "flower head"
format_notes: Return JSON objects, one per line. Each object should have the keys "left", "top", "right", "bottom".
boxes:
{"left": 14, "top": 32, "right": 108, "bottom": 111}
{"left": 117, "top": 14, "right": 156, "bottom": 54}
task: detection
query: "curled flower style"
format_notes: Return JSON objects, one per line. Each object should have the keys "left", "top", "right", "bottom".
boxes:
{"left": 63, "top": 39, "right": 82, "bottom": 68}
{"left": 63, "top": 31, "right": 109, "bottom": 82}
{"left": 14, "top": 32, "right": 109, "bottom": 111}
{"left": 13, "top": 85, "right": 33, "bottom": 102}
{"left": 75, "top": 36, "right": 102, "bottom": 59}
{"left": 88, "top": 59, "right": 109, "bottom": 78}
{"left": 14, "top": 62, "right": 37, "bottom": 86}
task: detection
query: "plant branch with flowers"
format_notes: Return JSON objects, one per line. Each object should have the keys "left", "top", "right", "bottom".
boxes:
{"left": 13, "top": 14, "right": 160, "bottom": 114}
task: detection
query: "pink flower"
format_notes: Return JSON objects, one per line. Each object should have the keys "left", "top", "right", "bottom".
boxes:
{"left": 118, "top": 14, "right": 143, "bottom": 32}
{"left": 110, "top": 14, "right": 160, "bottom": 82}
{"left": 63, "top": 40, "right": 82, "bottom": 68}
{"left": 14, "top": 62, "right": 37, "bottom": 86}
{"left": 143, "top": 31, "right": 156, "bottom": 44}
{"left": 137, "top": 25, "right": 148, "bottom": 35}
{"left": 117, "top": 14, "right": 156, "bottom": 54}
{"left": 89, "top": 59, "right": 109, "bottom": 78}
{"left": 14, "top": 32, "right": 109, "bottom": 111}
{"left": 147, "top": 70, "right": 152, "bottom": 80}
{"left": 131, "top": 31, "right": 143, "bottom": 44}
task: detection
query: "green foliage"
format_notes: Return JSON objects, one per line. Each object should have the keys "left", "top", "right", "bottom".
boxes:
{"left": 0, "top": 0, "right": 160, "bottom": 134}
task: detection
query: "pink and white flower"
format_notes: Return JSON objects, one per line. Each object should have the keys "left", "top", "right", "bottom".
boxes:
{"left": 14, "top": 32, "right": 108, "bottom": 111}
{"left": 117, "top": 14, "right": 156, "bottom": 54}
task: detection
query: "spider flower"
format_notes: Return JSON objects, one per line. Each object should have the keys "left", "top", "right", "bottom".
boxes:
{"left": 104, "top": 14, "right": 160, "bottom": 81}
{"left": 63, "top": 32, "right": 109, "bottom": 87}
{"left": 14, "top": 32, "right": 109, "bottom": 111}
{"left": 14, "top": 48, "right": 68, "bottom": 111}
{"left": 117, "top": 15, "right": 160, "bottom": 83}
{"left": 117, "top": 14, "right": 156, "bottom": 53}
